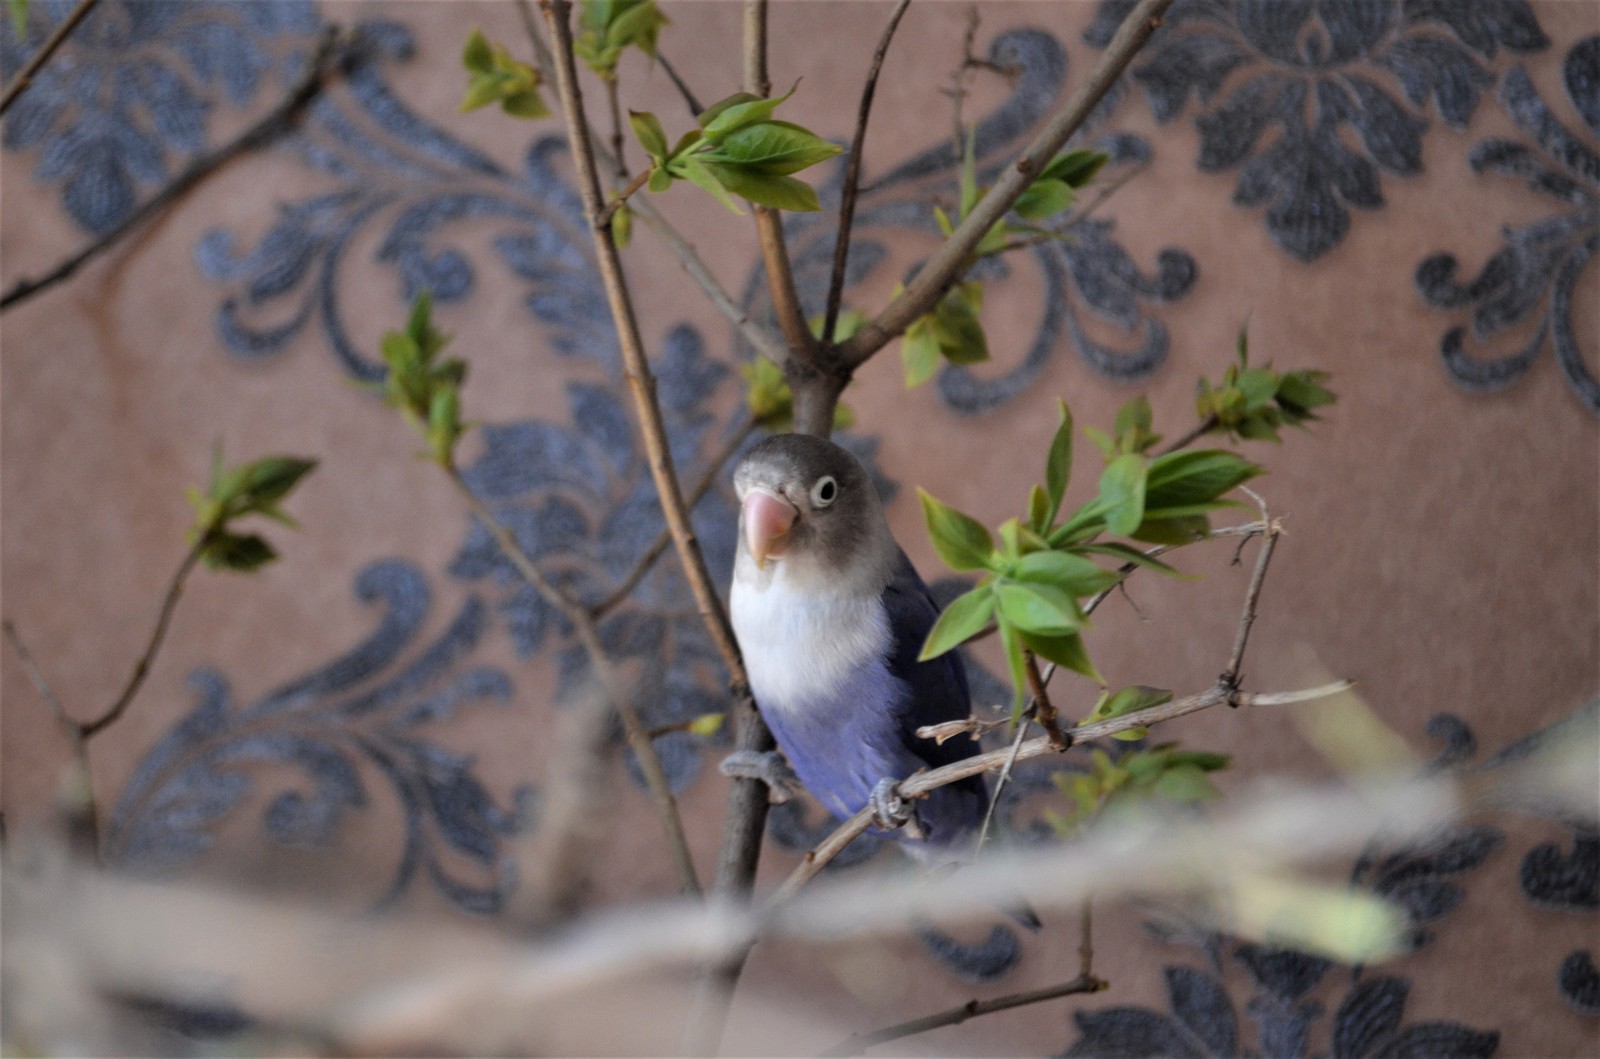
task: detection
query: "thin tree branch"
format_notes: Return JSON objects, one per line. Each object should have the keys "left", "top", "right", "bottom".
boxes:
{"left": 1079, "top": 895, "right": 1094, "bottom": 976}
{"left": 595, "top": 168, "right": 650, "bottom": 229}
{"left": 974, "top": 713, "right": 1031, "bottom": 852}
{"left": 604, "top": 76, "right": 627, "bottom": 178}
{"left": 820, "top": 0, "right": 912, "bottom": 346}
{"left": 3, "top": 618, "right": 77, "bottom": 744}
{"left": 1, "top": 26, "right": 342, "bottom": 312}
{"left": 513, "top": 0, "right": 789, "bottom": 367}
{"left": 770, "top": 679, "right": 1353, "bottom": 905}
{"left": 822, "top": 973, "right": 1105, "bottom": 1056}
{"left": 1025, "top": 653, "right": 1070, "bottom": 749}
{"left": 540, "top": 0, "right": 748, "bottom": 691}
{"left": 656, "top": 49, "right": 703, "bottom": 116}
{"left": 741, "top": 0, "right": 770, "bottom": 98}
{"left": 445, "top": 462, "right": 702, "bottom": 898}
{"left": 80, "top": 540, "right": 206, "bottom": 739}
{"left": 1156, "top": 414, "right": 1221, "bottom": 458}
{"left": 591, "top": 414, "right": 757, "bottom": 618}
{"left": 835, "top": 0, "right": 1174, "bottom": 369}
{"left": 0, "top": 0, "right": 101, "bottom": 117}
{"left": 1221, "top": 491, "right": 1278, "bottom": 691}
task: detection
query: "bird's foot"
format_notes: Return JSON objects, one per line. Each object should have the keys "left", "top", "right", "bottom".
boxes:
{"left": 720, "top": 749, "right": 803, "bottom": 805}
{"left": 870, "top": 778, "right": 926, "bottom": 840}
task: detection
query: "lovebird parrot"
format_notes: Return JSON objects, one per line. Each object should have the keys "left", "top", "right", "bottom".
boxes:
{"left": 725, "top": 433, "right": 989, "bottom": 866}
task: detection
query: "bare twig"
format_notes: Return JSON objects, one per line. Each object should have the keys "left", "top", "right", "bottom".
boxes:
{"left": 656, "top": 50, "right": 703, "bottom": 116}
{"left": 1221, "top": 492, "right": 1279, "bottom": 692}
{"left": 540, "top": 0, "right": 748, "bottom": 691}
{"left": 0, "top": 0, "right": 101, "bottom": 117}
{"left": 1, "top": 27, "right": 342, "bottom": 312}
{"left": 819, "top": 0, "right": 912, "bottom": 347}
{"left": 835, "top": 0, "right": 1174, "bottom": 370}
{"left": 591, "top": 415, "right": 758, "bottom": 617}
{"left": 604, "top": 77, "right": 628, "bottom": 178}
{"left": 81, "top": 541, "right": 206, "bottom": 739}
{"left": 2, "top": 618, "right": 76, "bottom": 743}
{"left": 822, "top": 973, "right": 1105, "bottom": 1056}
{"left": 595, "top": 168, "right": 650, "bottom": 229}
{"left": 1025, "top": 653, "right": 1071, "bottom": 749}
{"left": 1079, "top": 895, "right": 1094, "bottom": 975}
{"left": 974, "top": 712, "right": 1031, "bottom": 852}
{"left": 769, "top": 679, "right": 1353, "bottom": 904}
{"left": 445, "top": 462, "right": 702, "bottom": 898}
{"left": 1156, "top": 414, "right": 1221, "bottom": 458}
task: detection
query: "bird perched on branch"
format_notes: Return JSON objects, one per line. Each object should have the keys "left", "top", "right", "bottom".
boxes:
{"left": 724, "top": 433, "right": 990, "bottom": 866}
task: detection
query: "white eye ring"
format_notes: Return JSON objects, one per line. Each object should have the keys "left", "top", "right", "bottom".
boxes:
{"left": 810, "top": 475, "right": 839, "bottom": 508}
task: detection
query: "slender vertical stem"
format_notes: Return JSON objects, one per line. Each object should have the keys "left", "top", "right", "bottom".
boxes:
{"left": 540, "top": 0, "right": 748, "bottom": 691}
{"left": 820, "top": 0, "right": 912, "bottom": 346}
{"left": 604, "top": 77, "right": 627, "bottom": 178}
{"left": 0, "top": 0, "right": 102, "bottom": 117}
{"left": 445, "top": 463, "right": 702, "bottom": 896}
{"left": 1024, "top": 653, "right": 1071, "bottom": 750}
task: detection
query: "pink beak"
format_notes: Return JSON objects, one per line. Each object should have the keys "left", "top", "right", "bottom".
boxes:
{"left": 743, "top": 488, "right": 797, "bottom": 567}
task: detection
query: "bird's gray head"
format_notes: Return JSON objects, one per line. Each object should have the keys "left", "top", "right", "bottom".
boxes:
{"left": 732, "top": 434, "right": 893, "bottom": 587}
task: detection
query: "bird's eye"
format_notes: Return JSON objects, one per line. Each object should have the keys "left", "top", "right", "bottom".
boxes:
{"left": 810, "top": 475, "right": 839, "bottom": 508}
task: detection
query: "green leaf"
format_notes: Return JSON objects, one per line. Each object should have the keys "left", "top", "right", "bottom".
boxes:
{"left": 995, "top": 581, "right": 1084, "bottom": 636}
{"left": 920, "top": 586, "right": 996, "bottom": 660}
{"left": 919, "top": 488, "right": 995, "bottom": 572}
{"left": 1013, "top": 550, "right": 1120, "bottom": 596}
{"left": 1098, "top": 453, "right": 1148, "bottom": 537}
{"left": 671, "top": 153, "right": 745, "bottom": 215}
{"left": 1115, "top": 395, "right": 1153, "bottom": 445}
{"left": 700, "top": 85, "right": 795, "bottom": 140}
{"left": 1275, "top": 369, "right": 1337, "bottom": 421}
{"left": 901, "top": 320, "right": 941, "bottom": 388}
{"left": 612, "top": 200, "right": 633, "bottom": 248}
{"left": 460, "top": 72, "right": 506, "bottom": 112}
{"left": 997, "top": 618, "right": 1028, "bottom": 718}
{"left": 501, "top": 89, "right": 550, "bottom": 119}
{"left": 629, "top": 110, "right": 668, "bottom": 163}
{"left": 997, "top": 517, "right": 1022, "bottom": 560}
{"left": 1153, "top": 763, "right": 1221, "bottom": 802}
{"left": 1012, "top": 179, "right": 1073, "bottom": 220}
{"left": 1041, "top": 149, "right": 1108, "bottom": 187}
{"left": 1130, "top": 515, "right": 1212, "bottom": 546}
{"left": 931, "top": 282, "right": 988, "bottom": 365}
{"left": 1077, "top": 540, "right": 1193, "bottom": 578}
{"left": 647, "top": 165, "right": 673, "bottom": 193}
{"left": 702, "top": 120, "right": 842, "bottom": 174}
{"left": 1236, "top": 367, "right": 1277, "bottom": 410}
{"left": 203, "top": 531, "right": 278, "bottom": 572}
{"left": 1027, "top": 484, "right": 1051, "bottom": 535}
{"left": 1021, "top": 630, "right": 1103, "bottom": 684}
{"left": 235, "top": 456, "right": 318, "bottom": 507}
{"left": 1044, "top": 400, "right": 1072, "bottom": 524}
{"left": 604, "top": 0, "right": 667, "bottom": 55}
{"left": 703, "top": 162, "right": 823, "bottom": 212}
{"left": 1146, "top": 449, "right": 1263, "bottom": 507}
{"left": 687, "top": 712, "right": 725, "bottom": 737}
{"left": 462, "top": 27, "right": 493, "bottom": 72}
{"left": 810, "top": 308, "right": 867, "bottom": 344}
{"left": 1083, "top": 424, "right": 1116, "bottom": 459}
{"left": 7, "top": 0, "right": 25, "bottom": 37}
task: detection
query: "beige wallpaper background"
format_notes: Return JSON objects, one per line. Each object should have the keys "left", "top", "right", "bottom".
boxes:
{"left": 2, "top": 1, "right": 1597, "bottom": 1055}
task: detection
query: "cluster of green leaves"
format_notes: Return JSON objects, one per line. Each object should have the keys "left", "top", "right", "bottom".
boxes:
{"left": 186, "top": 450, "right": 317, "bottom": 572}
{"left": 918, "top": 399, "right": 1263, "bottom": 715}
{"left": 630, "top": 88, "right": 842, "bottom": 214}
{"left": 380, "top": 293, "right": 468, "bottom": 466}
{"left": 1046, "top": 743, "right": 1230, "bottom": 835}
{"left": 900, "top": 140, "right": 1107, "bottom": 388}
{"left": 460, "top": 29, "right": 548, "bottom": 119}
{"left": 1197, "top": 329, "right": 1337, "bottom": 442}
{"left": 574, "top": 0, "right": 667, "bottom": 80}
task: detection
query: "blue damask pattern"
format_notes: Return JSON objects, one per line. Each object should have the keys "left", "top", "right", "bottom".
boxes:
{"left": 105, "top": 560, "right": 531, "bottom": 914}
{"left": 1062, "top": 705, "right": 1600, "bottom": 1056}
{"left": 1087, "top": 0, "right": 1550, "bottom": 261}
{"left": 0, "top": 0, "right": 319, "bottom": 233}
{"left": 755, "top": 27, "right": 1197, "bottom": 412}
{"left": 1416, "top": 35, "right": 1599, "bottom": 413}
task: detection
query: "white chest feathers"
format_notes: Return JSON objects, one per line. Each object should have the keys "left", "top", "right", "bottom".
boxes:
{"left": 730, "top": 573, "right": 890, "bottom": 714}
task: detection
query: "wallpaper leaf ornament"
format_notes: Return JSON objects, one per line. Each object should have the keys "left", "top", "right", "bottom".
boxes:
{"left": 739, "top": 27, "right": 1197, "bottom": 413}
{"left": 1416, "top": 34, "right": 1600, "bottom": 414}
{"left": 196, "top": 20, "right": 611, "bottom": 382}
{"left": 0, "top": 0, "right": 320, "bottom": 234}
{"left": 1086, "top": 0, "right": 1550, "bottom": 262}
{"left": 105, "top": 561, "right": 532, "bottom": 915}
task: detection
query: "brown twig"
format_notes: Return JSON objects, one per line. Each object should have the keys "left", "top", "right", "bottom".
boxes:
{"left": 591, "top": 415, "right": 758, "bottom": 617}
{"left": 770, "top": 679, "right": 1352, "bottom": 905}
{"left": 835, "top": 0, "right": 1174, "bottom": 370}
{"left": 822, "top": 973, "right": 1106, "bottom": 1056}
{"left": 1156, "top": 414, "right": 1222, "bottom": 458}
{"left": 540, "top": 0, "right": 747, "bottom": 690}
{"left": 0, "top": 0, "right": 101, "bottom": 117}
{"left": 445, "top": 462, "right": 702, "bottom": 897}
{"left": 595, "top": 168, "right": 650, "bottom": 229}
{"left": 655, "top": 49, "right": 703, "bottom": 116}
{"left": 1079, "top": 895, "right": 1095, "bottom": 976}
{"left": 1221, "top": 491, "right": 1279, "bottom": 693}
{"left": 819, "top": 0, "right": 912, "bottom": 347}
{"left": 1025, "top": 653, "right": 1071, "bottom": 750}
{"left": 1, "top": 26, "right": 342, "bottom": 312}
{"left": 604, "top": 76, "right": 628, "bottom": 179}
{"left": 974, "top": 712, "right": 1031, "bottom": 852}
